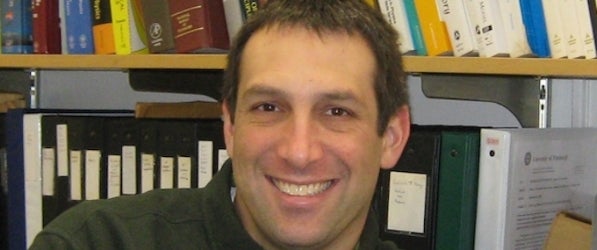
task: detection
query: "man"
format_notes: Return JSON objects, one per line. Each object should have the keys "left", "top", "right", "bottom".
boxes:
{"left": 30, "top": 0, "right": 410, "bottom": 249}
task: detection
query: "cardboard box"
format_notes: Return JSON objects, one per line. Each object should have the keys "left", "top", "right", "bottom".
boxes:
{"left": 544, "top": 211, "right": 592, "bottom": 250}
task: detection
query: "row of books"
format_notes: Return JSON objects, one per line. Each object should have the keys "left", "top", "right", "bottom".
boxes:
{"left": 0, "top": 109, "right": 227, "bottom": 249}
{"left": 0, "top": 0, "right": 264, "bottom": 54}
{"left": 375, "top": 125, "right": 597, "bottom": 249}
{"left": 377, "top": 0, "right": 597, "bottom": 59}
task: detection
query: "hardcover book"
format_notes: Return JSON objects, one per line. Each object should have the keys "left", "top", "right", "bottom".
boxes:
{"left": 91, "top": 0, "right": 116, "bottom": 54}
{"left": 32, "top": 0, "right": 61, "bottom": 54}
{"left": 110, "top": 0, "right": 147, "bottom": 54}
{"left": 139, "top": 0, "right": 175, "bottom": 53}
{"left": 168, "top": 0, "right": 230, "bottom": 53}
{"left": 1, "top": 0, "right": 34, "bottom": 53}
{"left": 64, "top": 0, "right": 95, "bottom": 54}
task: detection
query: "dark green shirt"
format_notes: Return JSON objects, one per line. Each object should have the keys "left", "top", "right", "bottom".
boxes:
{"left": 30, "top": 161, "right": 397, "bottom": 249}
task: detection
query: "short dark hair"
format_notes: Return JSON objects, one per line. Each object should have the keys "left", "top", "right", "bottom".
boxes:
{"left": 221, "top": 0, "right": 409, "bottom": 135}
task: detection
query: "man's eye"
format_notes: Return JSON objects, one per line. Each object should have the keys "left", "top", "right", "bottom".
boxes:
{"left": 327, "top": 107, "right": 349, "bottom": 116}
{"left": 257, "top": 103, "right": 278, "bottom": 112}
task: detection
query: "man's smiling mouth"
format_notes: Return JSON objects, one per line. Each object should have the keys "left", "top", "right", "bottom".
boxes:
{"left": 272, "top": 178, "right": 333, "bottom": 196}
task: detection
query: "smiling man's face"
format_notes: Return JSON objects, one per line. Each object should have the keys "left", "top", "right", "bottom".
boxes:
{"left": 222, "top": 25, "right": 408, "bottom": 249}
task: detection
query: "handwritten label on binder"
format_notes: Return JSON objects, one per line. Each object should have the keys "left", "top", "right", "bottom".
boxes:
{"left": 387, "top": 171, "right": 427, "bottom": 233}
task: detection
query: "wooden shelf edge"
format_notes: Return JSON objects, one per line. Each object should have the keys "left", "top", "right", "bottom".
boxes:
{"left": 402, "top": 56, "right": 597, "bottom": 78}
{"left": 0, "top": 54, "right": 595, "bottom": 78}
{"left": 0, "top": 54, "right": 228, "bottom": 70}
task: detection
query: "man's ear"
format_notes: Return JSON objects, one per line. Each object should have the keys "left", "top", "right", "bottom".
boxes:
{"left": 380, "top": 105, "right": 411, "bottom": 170}
{"left": 222, "top": 101, "right": 235, "bottom": 158}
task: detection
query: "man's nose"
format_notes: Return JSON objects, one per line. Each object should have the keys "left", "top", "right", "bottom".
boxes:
{"left": 276, "top": 116, "right": 324, "bottom": 169}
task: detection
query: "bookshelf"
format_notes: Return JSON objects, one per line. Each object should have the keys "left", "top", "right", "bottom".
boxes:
{"left": 0, "top": 55, "right": 596, "bottom": 78}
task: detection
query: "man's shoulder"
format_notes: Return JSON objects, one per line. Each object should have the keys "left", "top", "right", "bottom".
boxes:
{"left": 46, "top": 188, "right": 207, "bottom": 233}
{"left": 375, "top": 240, "right": 401, "bottom": 250}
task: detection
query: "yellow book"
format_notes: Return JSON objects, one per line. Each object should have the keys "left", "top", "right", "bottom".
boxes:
{"left": 110, "top": 0, "right": 147, "bottom": 55}
{"left": 413, "top": 0, "right": 452, "bottom": 56}
{"left": 363, "top": 0, "right": 377, "bottom": 8}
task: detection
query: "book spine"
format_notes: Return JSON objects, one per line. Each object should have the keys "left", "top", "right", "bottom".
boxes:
{"left": 474, "top": 129, "right": 510, "bottom": 249}
{"left": 404, "top": 0, "right": 427, "bottom": 55}
{"left": 203, "top": 0, "right": 230, "bottom": 50}
{"left": 110, "top": 0, "right": 131, "bottom": 54}
{"left": 129, "top": 0, "right": 148, "bottom": 54}
{"left": 92, "top": 0, "right": 115, "bottom": 54}
{"left": 541, "top": 0, "right": 567, "bottom": 58}
{"left": 466, "top": 0, "right": 510, "bottom": 57}
{"left": 65, "top": 0, "right": 95, "bottom": 54}
{"left": 362, "top": 0, "right": 377, "bottom": 8}
{"left": 575, "top": 0, "right": 596, "bottom": 58}
{"left": 559, "top": 0, "right": 585, "bottom": 58}
{"left": 377, "top": 0, "right": 416, "bottom": 54}
{"left": 413, "top": 0, "right": 453, "bottom": 56}
{"left": 519, "top": 0, "right": 551, "bottom": 58}
{"left": 32, "top": 0, "right": 62, "bottom": 54}
{"left": 239, "top": 0, "right": 260, "bottom": 22}
{"left": 139, "top": 0, "right": 175, "bottom": 53}
{"left": 1, "top": 0, "right": 34, "bottom": 53}
{"left": 223, "top": 0, "right": 244, "bottom": 43}
{"left": 436, "top": 0, "right": 478, "bottom": 57}
{"left": 496, "top": 0, "right": 533, "bottom": 58}
{"left": 168, "top": 0, "right": 229, "bottom": 53}
{"left": 6, "top": 110, "right": 27, "bottom": 250}
{"left": 23, "top": 114, "right": 44, "bottom": 249}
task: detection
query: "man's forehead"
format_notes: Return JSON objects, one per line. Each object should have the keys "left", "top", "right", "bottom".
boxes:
{"left": 249, "top": 23, "right": 367, "bottom": 47}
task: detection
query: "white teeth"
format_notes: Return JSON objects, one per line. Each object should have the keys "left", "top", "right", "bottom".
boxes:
{"left": 273, "top": 179, "right": 332, "bottom": 196}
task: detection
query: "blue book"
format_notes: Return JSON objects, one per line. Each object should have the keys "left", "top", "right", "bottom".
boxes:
{"left": 519, "top": 0, "right": 550, "bottom": 58}
{"left": 6, "top": 109, "right": 42, "bottom": 250}
{"left": 403, "top": 0, "right": 427, "bottom": 56}
{"left": 1, "top": 0, "right": 33, "bottom": 53}
{"left": 64, "top": 0, "right": 95, "bottom": 54}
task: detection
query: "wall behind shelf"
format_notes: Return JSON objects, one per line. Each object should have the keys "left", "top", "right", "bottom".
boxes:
{"left": 36, "top": 71, "right": 522, "bottom": 127}
{"left": 37, "top": 70, "right": 215, "bottom": 109}
{"left": 34, "top": 70, "right": 597, "bottom": 128}
{"left": 550, "top": 79, "right": 597, "bottom": 128}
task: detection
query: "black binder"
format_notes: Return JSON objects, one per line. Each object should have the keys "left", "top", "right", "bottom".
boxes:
{"left": 40, "top": 115, "right": 59, "bottom": 226}
{"left": 377, "top": 126, "right": 441, "bottom": 250}
{"left": 137, "top": 119, "right": 159, "bottom": 193}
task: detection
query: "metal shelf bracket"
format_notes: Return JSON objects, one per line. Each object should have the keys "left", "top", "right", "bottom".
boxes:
{"left": 420, "top": 73, "right": 550, "bottom": 128}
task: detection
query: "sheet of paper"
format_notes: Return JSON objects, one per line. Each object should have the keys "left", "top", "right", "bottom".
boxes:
{"left": 387, "top": 171, "right": 427, "bottom": 233}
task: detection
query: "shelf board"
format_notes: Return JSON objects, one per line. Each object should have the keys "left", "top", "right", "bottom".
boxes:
{"left": 0, "top": 54, "right": 596, "bottom": 78}
{"left": 0, "top": 54, "right": 228, "bottom": 70}
{"left": 403, "top": 56, "right": 597, "bottom": 78}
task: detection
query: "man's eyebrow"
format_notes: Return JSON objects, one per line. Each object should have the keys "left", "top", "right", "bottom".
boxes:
{"left": 240, "top": 84, "right": 363, "bottom": 105}
{"left": 241, "top": 85, "right": 288, "bottom": 100}
{"left": 320, "top": 91, "right": 359, "bottom": 102}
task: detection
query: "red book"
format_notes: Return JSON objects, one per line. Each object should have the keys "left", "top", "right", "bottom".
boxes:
{"left": 168, "top": 0, "right": 230, "bottom": 53}
{"left": 32, "top": 0, "right": 61, "bottom": 54}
